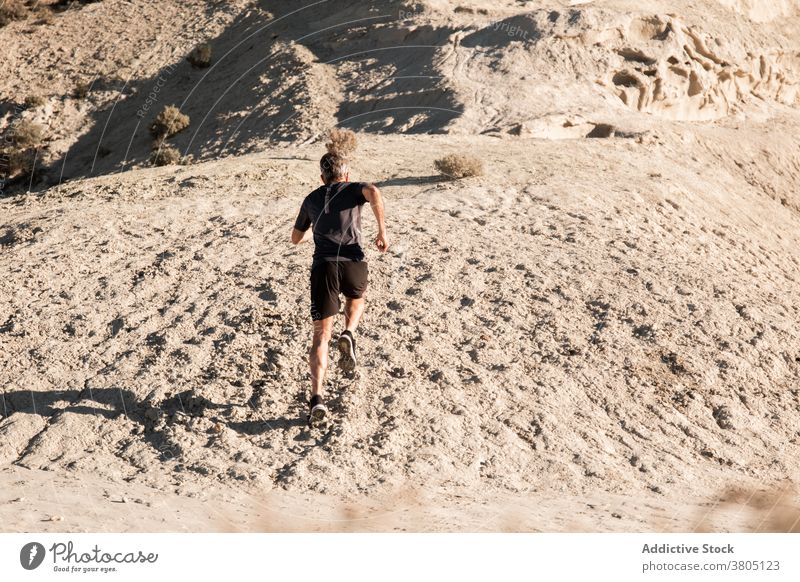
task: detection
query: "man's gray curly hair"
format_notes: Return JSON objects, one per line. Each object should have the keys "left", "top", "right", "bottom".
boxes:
{"left": 320, "top": 152, "right": 349, "bottom": 184}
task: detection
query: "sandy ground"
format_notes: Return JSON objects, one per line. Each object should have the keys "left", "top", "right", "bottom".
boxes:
{"left": 2, "top": 133, "right": 800, "bottom": 531}
{"left": 3, "top": 465, "right": 798, "bottom": 533}
{"left": 1, "top": 1, "right": 800, "bottom": 531}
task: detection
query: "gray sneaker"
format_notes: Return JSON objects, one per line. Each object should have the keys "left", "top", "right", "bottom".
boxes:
{"left": 308, "top": 394, "right": 327, "bottom": 424}
{"left": 337, "top": 330, "right": 357, "bottom": 372}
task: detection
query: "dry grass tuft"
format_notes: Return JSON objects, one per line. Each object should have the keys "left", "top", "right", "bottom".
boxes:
{"left": 150, "top": 144, "right": 182, "bottom": 167}
{"left": 1, "top": 147, "right": 37, "bottom": 179}
{"left": 10, "top": 120, "right": 45, "bottom": 149}
{"left": 1, "top": 120, "right": 46, "bottom": 181}
{"left": 187, "top": 43, "right": 212, "bottom": 68}
{"left": 454, "top": 6, "right": 489, "bottom": 14}
{"left": 73, "top": 81, "right": 91, "bottom": 99}
{"left": 0, "top": 0, "right": 27, "bottom": 26}
{"left": 0, "top": 119, "right": 44, "bottom": 179}
{"left": 32, "top": 8, "right": 54, "bottom": 26}
{"left": 434, "top": 153, "right": 484, "bottom": 179}
{"left": 24, "top": 95, "right": 46, "bottom": 109}
{"left": 325, "top": 128, "right": 357, "bottom": 157}
{"left": 149, "top": 105, "right": 190, "bottom": 140}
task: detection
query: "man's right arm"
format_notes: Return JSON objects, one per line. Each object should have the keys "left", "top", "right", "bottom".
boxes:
{"left": 291, "top": 202, "right": 312, "bottom": 245}
{"left": 291, "top": 227, "right": 311, "bottom": 245}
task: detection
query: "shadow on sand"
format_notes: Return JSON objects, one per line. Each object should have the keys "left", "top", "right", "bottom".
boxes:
{"left": 0, "top": 387, "right": 311, "bottom": 461}
{"left": 43, "top": 0, "right": 462, "bottom": 187}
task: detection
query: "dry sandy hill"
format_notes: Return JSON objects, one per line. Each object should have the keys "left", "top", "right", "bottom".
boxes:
{"left": 1, "top": 0, "right": 800, "bottom": 531}
{"left": 4, "top": 0, "right": 798, "bottom": 184}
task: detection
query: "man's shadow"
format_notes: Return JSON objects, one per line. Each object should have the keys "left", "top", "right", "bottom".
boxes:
{"left": 1, "top": 387, "right": 310, "bottom": 461}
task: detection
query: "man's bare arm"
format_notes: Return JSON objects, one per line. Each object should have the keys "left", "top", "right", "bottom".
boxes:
{"left": 291, "top": 227, "right": 312, "bottom": 245}
{"left": 362, "top": 183, "right": 388, "bottom": 252}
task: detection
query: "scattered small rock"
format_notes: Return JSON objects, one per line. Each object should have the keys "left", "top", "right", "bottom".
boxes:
{"left": 632, "top": 324, "right": 655, "bottom": 341}
{"left": 713, "top": 406, "right": 734, "bottom": 430}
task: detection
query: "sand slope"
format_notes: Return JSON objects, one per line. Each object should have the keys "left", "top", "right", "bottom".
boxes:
{"left": 1, "top": 0, "right": 800, "bottom": 531}
{"left": 3, "top": 129, "right": 800, "bottom": 530}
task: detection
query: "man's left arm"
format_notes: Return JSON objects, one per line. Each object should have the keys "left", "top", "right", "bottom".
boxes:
{"left": 362, "top": 183, "right": 389, "bottom": 253}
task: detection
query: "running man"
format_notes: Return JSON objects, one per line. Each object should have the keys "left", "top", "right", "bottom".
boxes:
{"left": 291, "top": 152, "right": 389, "bottom": 423}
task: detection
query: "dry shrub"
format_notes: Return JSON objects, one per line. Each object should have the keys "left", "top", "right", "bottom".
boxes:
{"left": 1, "top": 119, "right": 44, "bottom": 180}
{"left": 73, "top": 81, "right": 91, "bottom": 99}
{"left": 150, "top": 105, "right": 190, "bottom": 139}
{"left": 454, "top": 5, "right": 488, "bottom": 15}
{"left": 24, "top": 95, "right": 46, "bottom": 109}
{"left": 150, "top": 144, "right": 181, "bottom": 167}
{"left": 325, "top": 128, "right": 357, "bottom": 157}
{"left": 33, "top": 9, "right": 54, "bottom": 26}
{"left": 187, "top": 43, "right": 212, "bottom": 68}
{"left": 0, "top": 0, "right": 27, "bottom": 26}
{"left": 434, "top": 153, "right": 484, "bottom": 179}
{"left": 10, "top": 120, "right": 45, "bottom": 149}
{"left": 1, "top": 147, "right": 37, "bottom": 179}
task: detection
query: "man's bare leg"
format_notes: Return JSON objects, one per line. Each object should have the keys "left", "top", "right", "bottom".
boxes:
{"left": 343, "top": 296, "right": 365, "bottom": 333}
{"left": 310, "top": 316, "right": 334, "bottom": 398}
{"left": 337, "top": 297, "right": 364, "bottom": 372}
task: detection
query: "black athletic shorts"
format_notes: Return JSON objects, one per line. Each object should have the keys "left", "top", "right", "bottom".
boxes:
{"left": 309, "top": 261, "right": 369, "bottom": 321}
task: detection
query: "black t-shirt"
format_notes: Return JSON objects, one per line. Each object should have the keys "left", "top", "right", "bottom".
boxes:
{"left": 294, "top": 182, "right": 368, "bottom": 267}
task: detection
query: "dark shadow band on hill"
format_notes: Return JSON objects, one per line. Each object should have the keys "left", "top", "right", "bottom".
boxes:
{"left": 41, "top": 0, "right": 464, "bottom": 187}
{"left": 378, "top": 174, "right": 446, "bottom": 187}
